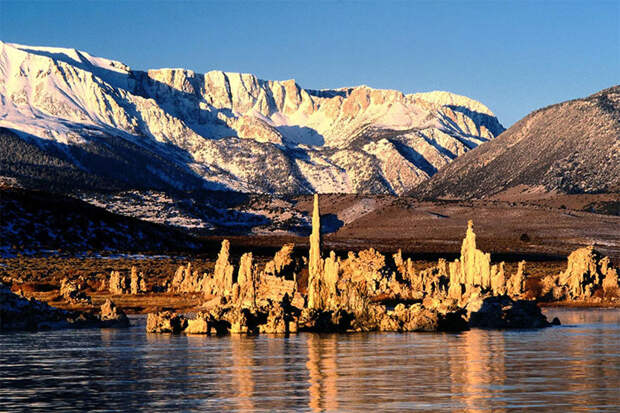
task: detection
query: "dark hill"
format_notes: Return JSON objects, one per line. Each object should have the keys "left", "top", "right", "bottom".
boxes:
{"left": 415, "top": 86, "right": 620, "bottom": 199}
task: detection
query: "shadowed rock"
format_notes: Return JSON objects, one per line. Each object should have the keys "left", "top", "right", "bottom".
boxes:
{"left": 1, "top": 283, "right": 128, "bottom": 331}
{"left": 466, "top": 296, "right": 550, "bottom": 329}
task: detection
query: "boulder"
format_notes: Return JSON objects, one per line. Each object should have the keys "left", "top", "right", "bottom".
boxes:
{"left": 466, "top": 295, "right": 550, "bottom": 329}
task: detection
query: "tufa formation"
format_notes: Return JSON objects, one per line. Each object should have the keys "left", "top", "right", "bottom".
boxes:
{"left": 148, "top": 196, "right": 566, "bottom": 335}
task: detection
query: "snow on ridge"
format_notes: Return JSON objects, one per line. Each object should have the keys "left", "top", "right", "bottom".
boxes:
{"left": 7, "top": 42, "right": 130, "bottom": 74}
{"left": 0, "top": 41, "right": 505, "bottom": 196}
{"left": 409, "top": 90, "right": 496, "bottom": 117}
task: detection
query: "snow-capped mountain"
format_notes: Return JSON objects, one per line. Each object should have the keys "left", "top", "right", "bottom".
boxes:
{"left": 0, "top": 42, "right": 504, "bottom": 195}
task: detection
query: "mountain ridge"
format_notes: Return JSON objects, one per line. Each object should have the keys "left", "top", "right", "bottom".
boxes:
{"left": 1, "top": 41, "right": 504, "bottom": 195}
{"left": 414, "top": 86, "right": 620, "bottom": 199}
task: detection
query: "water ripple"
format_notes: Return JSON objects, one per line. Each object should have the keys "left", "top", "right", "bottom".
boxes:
{"left": 0, "top": 308, "right": 619, "bottom": 412}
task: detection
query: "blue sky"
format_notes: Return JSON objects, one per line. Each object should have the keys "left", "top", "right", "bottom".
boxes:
{"left": 1, "top": 0, "right": 618, "bottom": 126}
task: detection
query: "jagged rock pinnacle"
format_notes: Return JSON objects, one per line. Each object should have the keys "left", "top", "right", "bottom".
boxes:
{"left": 459, "top": 220, "right": 491, "bottom": 289}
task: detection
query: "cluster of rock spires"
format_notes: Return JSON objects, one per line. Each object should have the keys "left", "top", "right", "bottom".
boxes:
{"left": 59, "top": 277, "right": 92, "bottom": 305}
{"left": 0, "top": 283, "right": 129, "bottom": 331}
{"left": 541, "top": 246, "right": 619, "bottom": 301}
{"left": 109, "top": 266, "right": 147, "bottom": 295}
{"left": 147, "top": 194, "right": 618, "bottom": 335}
{"left": 3, "top": 195, "right": 617, "bottom": 334}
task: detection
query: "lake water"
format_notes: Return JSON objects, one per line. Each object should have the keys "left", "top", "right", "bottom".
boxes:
{"left": 1, "top": 309, "right": 619, "bottom": 412}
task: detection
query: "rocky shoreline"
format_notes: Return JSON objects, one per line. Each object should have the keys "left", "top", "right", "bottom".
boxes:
{"left": 1, "top": 284, "right": 129, "bottom": 331}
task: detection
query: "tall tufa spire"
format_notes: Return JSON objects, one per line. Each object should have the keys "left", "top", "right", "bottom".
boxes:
{"left": 308, "top": 193, "right": 322, "bottom": 308}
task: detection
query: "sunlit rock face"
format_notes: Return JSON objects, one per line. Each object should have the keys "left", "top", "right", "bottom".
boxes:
{"left": 203, "top": 240, "right": 235, "bottom": 297}
{"left": 541, "top": 246, "right": 619, "bottom": 301}
{"left": 0, "top": 42, "right": 504, "bottom": 195}
{"left": 169, "top": 263, "right": 202, "bottom": 293}
{"left": 60, "top": 277, "right": 91, "bottom": 304}
{"left": 459, "top": 220, "right": 492, "bottom": 290}
{"left": 109, "top": 270, "right": 130, "bottom": 295}
{"left": 100, "top": 299, "right": 130, "bottom": 327}
{"left": 446, "top": 221, "right": 523, "bottom": 300}
{"left": 130, "top": 266, "right": 147, "bottom": 294}
{"left": 307, "top": 194, "right": 323, "bottom": 309}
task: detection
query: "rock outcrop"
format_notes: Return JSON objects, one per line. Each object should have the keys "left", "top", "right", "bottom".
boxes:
{"left": 146, "top": 311, "right": 187, "bottom": 334}
{"left": 445, "top": 222, "right": 516, "bottom": 300}
{"left": 459, "top": 220, "right": 492, "bottom": 290}
{"left": 60, "top": 277, "right": 92, "bottom": 304}
{"left": 236, "top": 252, "right": 258, "bottom": 309}
{"left": 109, "top": 268, "right": 145, "bottom": 295}
{"left": 169, "top": 263, "right": 203, "bottom": 293}
{"left": 147, "top": 208, "right": 555, "bottom": 335}
{"left": 506, "top": 261, "right": 526, "bottom": 297}
{"left": 264, "top": 243, "right": 296, "bottom": 278}
{"left": 130, "top": 266, "right": 147, "bottom": 294}
{"left": 100, "top": 299, "right": 130, "bottom": 327}
{"left": 541, "top": 246, "right": 619, "bottom": 301}
{"left": 109, "top": 270, "right": 130, "bottom": 295}
{"left": 201, "top": 240, "right": 235, "bottom": 296}
{"left": 490, "top": 262, "right": 506, "bottom": 296}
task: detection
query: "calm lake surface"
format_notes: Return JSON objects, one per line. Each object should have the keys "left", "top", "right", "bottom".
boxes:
{"left": 1, "top": 309, "right": 619, "bottom": 412}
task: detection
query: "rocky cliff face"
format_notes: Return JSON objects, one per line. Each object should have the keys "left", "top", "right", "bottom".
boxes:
{"left": 416, "top": 86, "right": 620, "bottom": 199}
{"left": 0, "top": 42, "right": 504, "bottom": 195}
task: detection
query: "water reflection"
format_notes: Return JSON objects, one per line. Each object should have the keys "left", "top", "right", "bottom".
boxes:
{"left": 230, "top": 335, "right": 255, "bottom": 411}
{"left": 0, "top": 309, "right": 618, "bottom": 412}
{"left": 306, "top": 334, "right": 339, "bottom": 412}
